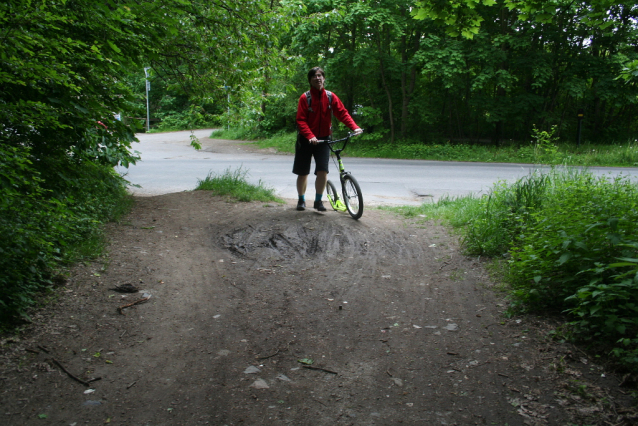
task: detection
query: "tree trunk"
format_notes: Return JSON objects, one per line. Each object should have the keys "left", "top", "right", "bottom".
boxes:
{"left": 377, "top": 30, "right": 394, "bottom": 143}
{"left": 399, "top": 29, "right": 419, "bottom": 139}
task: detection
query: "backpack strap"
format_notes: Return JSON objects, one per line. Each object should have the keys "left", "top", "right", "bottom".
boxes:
{"left": 306, "top": 90, "right": 333, "bottom": 113}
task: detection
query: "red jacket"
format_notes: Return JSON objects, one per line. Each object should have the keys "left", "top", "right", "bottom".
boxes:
{"left": 296, "top": 87, "right": 359, "bottom": 140}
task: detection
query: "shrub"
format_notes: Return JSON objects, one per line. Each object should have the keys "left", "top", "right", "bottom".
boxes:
{"left": 507, "top": 173, "right": 638, "bottom": 310}
{"left": 0, "top": 145, "right": 131, "bottom": 323}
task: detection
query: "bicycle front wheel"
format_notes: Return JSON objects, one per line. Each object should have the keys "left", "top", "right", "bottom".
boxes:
{"left": 326, "top": 180, "right": 340, "bottom": 211}
{"left": 342, "top": 174, "right": 363, "bottom": 219}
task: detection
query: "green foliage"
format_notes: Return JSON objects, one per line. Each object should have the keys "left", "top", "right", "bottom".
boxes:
{"left": 387, "top": 168, "right": 638, "bottom": 371}
{"left": 531, "top": 125, "right": 559, "bottom": 160}
{"left": 507, "top": 173, "right": 638, "bottom": 311}
{"left": 153, "top": 107, "right": 221, "bottom": 133}
{"left": 195, "top": 167, "right": 284, "bottom": 203}
{"left": 566, "top": 249, "right": 638, "bottom": 370}
{"left": 217, "top": 127, "right": 638, "bottom": 166}
{"left": 0, "top": 145, "right": 131, "bottom": 323}
{"left": 211, "top": 127, "right": 264, "bottom": 141}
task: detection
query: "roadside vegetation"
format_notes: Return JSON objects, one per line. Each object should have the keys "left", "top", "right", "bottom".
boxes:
{"left": 212, "top": 127, "right": 638, "bottom": 168}
{"left": 195, "top": 167, "right": 284, "bottom": 203}
{"left": 0, "top": 145, "right": 132, "bottom": 326}
{"left": 383, "top": 169, "right": 638, "bottom": 373}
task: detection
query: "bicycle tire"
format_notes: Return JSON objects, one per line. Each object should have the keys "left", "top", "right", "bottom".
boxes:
{"left": 326, "top": 180, "right": 340, "bottom": 211}
{"left": 342, "top": 174, "right": 363, "bottom": 219}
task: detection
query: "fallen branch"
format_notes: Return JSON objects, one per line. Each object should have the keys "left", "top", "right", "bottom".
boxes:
{"left": 117, "top": 296, "right": 150, "bottom": 315}
{"left": 25, "top": 348, "right": 39, "bottom": 355}
{"left": 51, "top": 358, "right": 89, "bottom": 387}
{"left": 257, "top": 349, "right": 279, "bottom": 360}
{"left": 303, "top": 365, "right": 338, "bottom": 375}
{"left": 37, "top": 345, "right": 50, "bottom": 353}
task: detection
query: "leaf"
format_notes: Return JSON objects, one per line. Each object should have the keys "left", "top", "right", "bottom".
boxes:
{"left": 557, "top": 253, "right": 571, "bottom": 265}
{"left": 297, "top": 358, "right": 313, "bottom": 365}
{"left": 106, "top": 40, "right": 121, "bottom": 54}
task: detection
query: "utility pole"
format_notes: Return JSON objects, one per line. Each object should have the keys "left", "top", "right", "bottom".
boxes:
{"left": 144, "top": 67, "right": 151, "bottom": 132}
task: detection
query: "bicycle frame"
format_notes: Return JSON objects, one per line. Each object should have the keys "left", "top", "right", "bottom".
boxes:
{"left": 319, "top": 132, "right": 362, "bottom": 216}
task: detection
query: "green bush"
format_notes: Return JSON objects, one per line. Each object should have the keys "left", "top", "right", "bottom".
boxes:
{"left": 0, "top": 145, "right": 131, "bottom": 323}
{"left": 412, "top": 168, "right": 638, "bottom": 371}
{"left": 153, "top": 106, "right": 221, "bottom": 132}
{"left": 565, "top": 248, "right": 638, "bottom": 370}
{"left": 507, "top": 173, "right": 638, "bottom": 310}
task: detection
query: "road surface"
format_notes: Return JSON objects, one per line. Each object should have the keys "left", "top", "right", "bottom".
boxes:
{"left": 117, "top": 129, "right": 638, "bottom": 205}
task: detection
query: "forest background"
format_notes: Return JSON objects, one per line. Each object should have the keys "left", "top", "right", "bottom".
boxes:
{"left": 2, "top": 0, "right": 638, "bottom": 371}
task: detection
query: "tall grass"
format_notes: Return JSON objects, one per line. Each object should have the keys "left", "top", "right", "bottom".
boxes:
{"left": 386, "top": 169, "right": 638, "bottom": 372}
{"left": 195, "top": 167, "right": 284, "bottom": 203}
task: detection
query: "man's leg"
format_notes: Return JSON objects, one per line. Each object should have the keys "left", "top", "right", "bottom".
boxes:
{"left": 313, "top": 171, "right": 328, "bottom": 211}
{"left": 315, "top": 171, "right": 327, "bottom": 195}
{"left": 296, "top": 174, "right": 308, "bottom": 210}
{"left": 297, "top": 174, "right": 308, "bottom": 196}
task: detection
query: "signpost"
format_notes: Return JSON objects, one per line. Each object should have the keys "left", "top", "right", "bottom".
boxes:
{"left": 144, "top": 67, "right": 151, "bottom": 132}
{"left": 577, "top": 108, "right": 584, "bottom": 147}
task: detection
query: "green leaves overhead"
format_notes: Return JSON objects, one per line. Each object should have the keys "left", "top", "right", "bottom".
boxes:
{"left": 411, "top": 0, "right": 492, "bottom": 38}
{"left": 413, "top": 0, "right": 638, "bottom": 39}
{"left": 1, "top": 0, "right": 291, "bottom": 168}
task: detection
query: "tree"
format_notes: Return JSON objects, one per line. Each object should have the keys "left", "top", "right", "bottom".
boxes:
{"left": 411, "top": 0, "right": 638, "bottom": 142}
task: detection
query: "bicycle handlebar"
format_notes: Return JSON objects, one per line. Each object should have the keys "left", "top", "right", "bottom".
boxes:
{"left": 317, "top": 129, "right": 364, "bottom": 145}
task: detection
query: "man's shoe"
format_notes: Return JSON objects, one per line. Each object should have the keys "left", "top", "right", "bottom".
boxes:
{"left": 314, "top": 200, "right": 327, "bottom": 212}
{"left": 296, "top": 200, "right": 306, "bottom": 211}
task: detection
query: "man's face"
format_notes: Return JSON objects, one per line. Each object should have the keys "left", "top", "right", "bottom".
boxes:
{"left": 310, "top": 71, "right": 325, "bottom": 90}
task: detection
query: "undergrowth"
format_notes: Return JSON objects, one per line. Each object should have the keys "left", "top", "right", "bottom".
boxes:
{"left": 0, "top": 145, "right": 132, "bottom": 325}
{"left": 214, "top": 128, "right": 638, "bottom": 167}
{"left": 195, "top": 166, "right": 284, "bottom": 203}
{"left": 384, "top": 169, "right": 638, "bottom": 372}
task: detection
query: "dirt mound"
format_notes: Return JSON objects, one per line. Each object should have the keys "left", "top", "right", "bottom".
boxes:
{"left": 0, "top": 191, "right": 635, "bottom": 425}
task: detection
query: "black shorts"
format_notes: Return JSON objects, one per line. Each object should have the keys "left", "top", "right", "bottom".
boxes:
{"left": 292, "top": 135, "right": 331, "bottom": 176}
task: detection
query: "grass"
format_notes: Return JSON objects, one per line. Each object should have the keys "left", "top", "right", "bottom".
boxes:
{"left": 212, "top": 128, "right": 638, "bottom": 167}
{"left": 195, "top": 166, "right": 284, "bottom": 203}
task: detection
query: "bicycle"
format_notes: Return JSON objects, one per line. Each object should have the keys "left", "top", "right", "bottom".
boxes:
{"left": 319, "top": 131, "right": 364, "bottom": 220}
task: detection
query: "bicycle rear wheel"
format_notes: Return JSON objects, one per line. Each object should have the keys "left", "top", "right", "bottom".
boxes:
{"left": 326, "top": 180, "right": 340, "bottom": 211}
{"left": 342, "top": 174, "right": 363, "bottom": 219}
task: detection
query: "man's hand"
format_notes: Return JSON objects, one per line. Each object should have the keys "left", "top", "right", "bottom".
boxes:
{"left": 309, "top": 136, "right": 319, "bottom": 144}
{"left": 353, "top": 128, "right": 363, "bottom": 136}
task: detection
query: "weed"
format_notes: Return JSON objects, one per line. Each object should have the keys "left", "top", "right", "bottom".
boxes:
{"left": 195, "top": 167, "right": 284, "bottom": 203}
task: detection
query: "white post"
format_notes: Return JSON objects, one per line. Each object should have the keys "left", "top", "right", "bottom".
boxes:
{"left": 144, "top": 67, "right": 151, "bottom": 131}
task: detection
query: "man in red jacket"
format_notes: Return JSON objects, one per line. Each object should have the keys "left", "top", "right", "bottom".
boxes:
{"left": 294, "top": 67, "right": 362, "bottom": 211}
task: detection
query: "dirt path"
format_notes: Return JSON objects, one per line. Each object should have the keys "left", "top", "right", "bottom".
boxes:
{"left": 1, "top": 139, "right": 636, "bottom": 425}
{"left": 1, "top": 194, "right": 635, "bottom": 425}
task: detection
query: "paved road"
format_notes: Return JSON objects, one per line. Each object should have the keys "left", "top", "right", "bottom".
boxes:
{"left": 117, "top": 129, "right": 638, "bottom": 206}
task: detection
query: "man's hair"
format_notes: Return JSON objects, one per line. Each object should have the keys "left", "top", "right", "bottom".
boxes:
{"left": 307, "top": 67, "right": 325, "bottom": 82}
